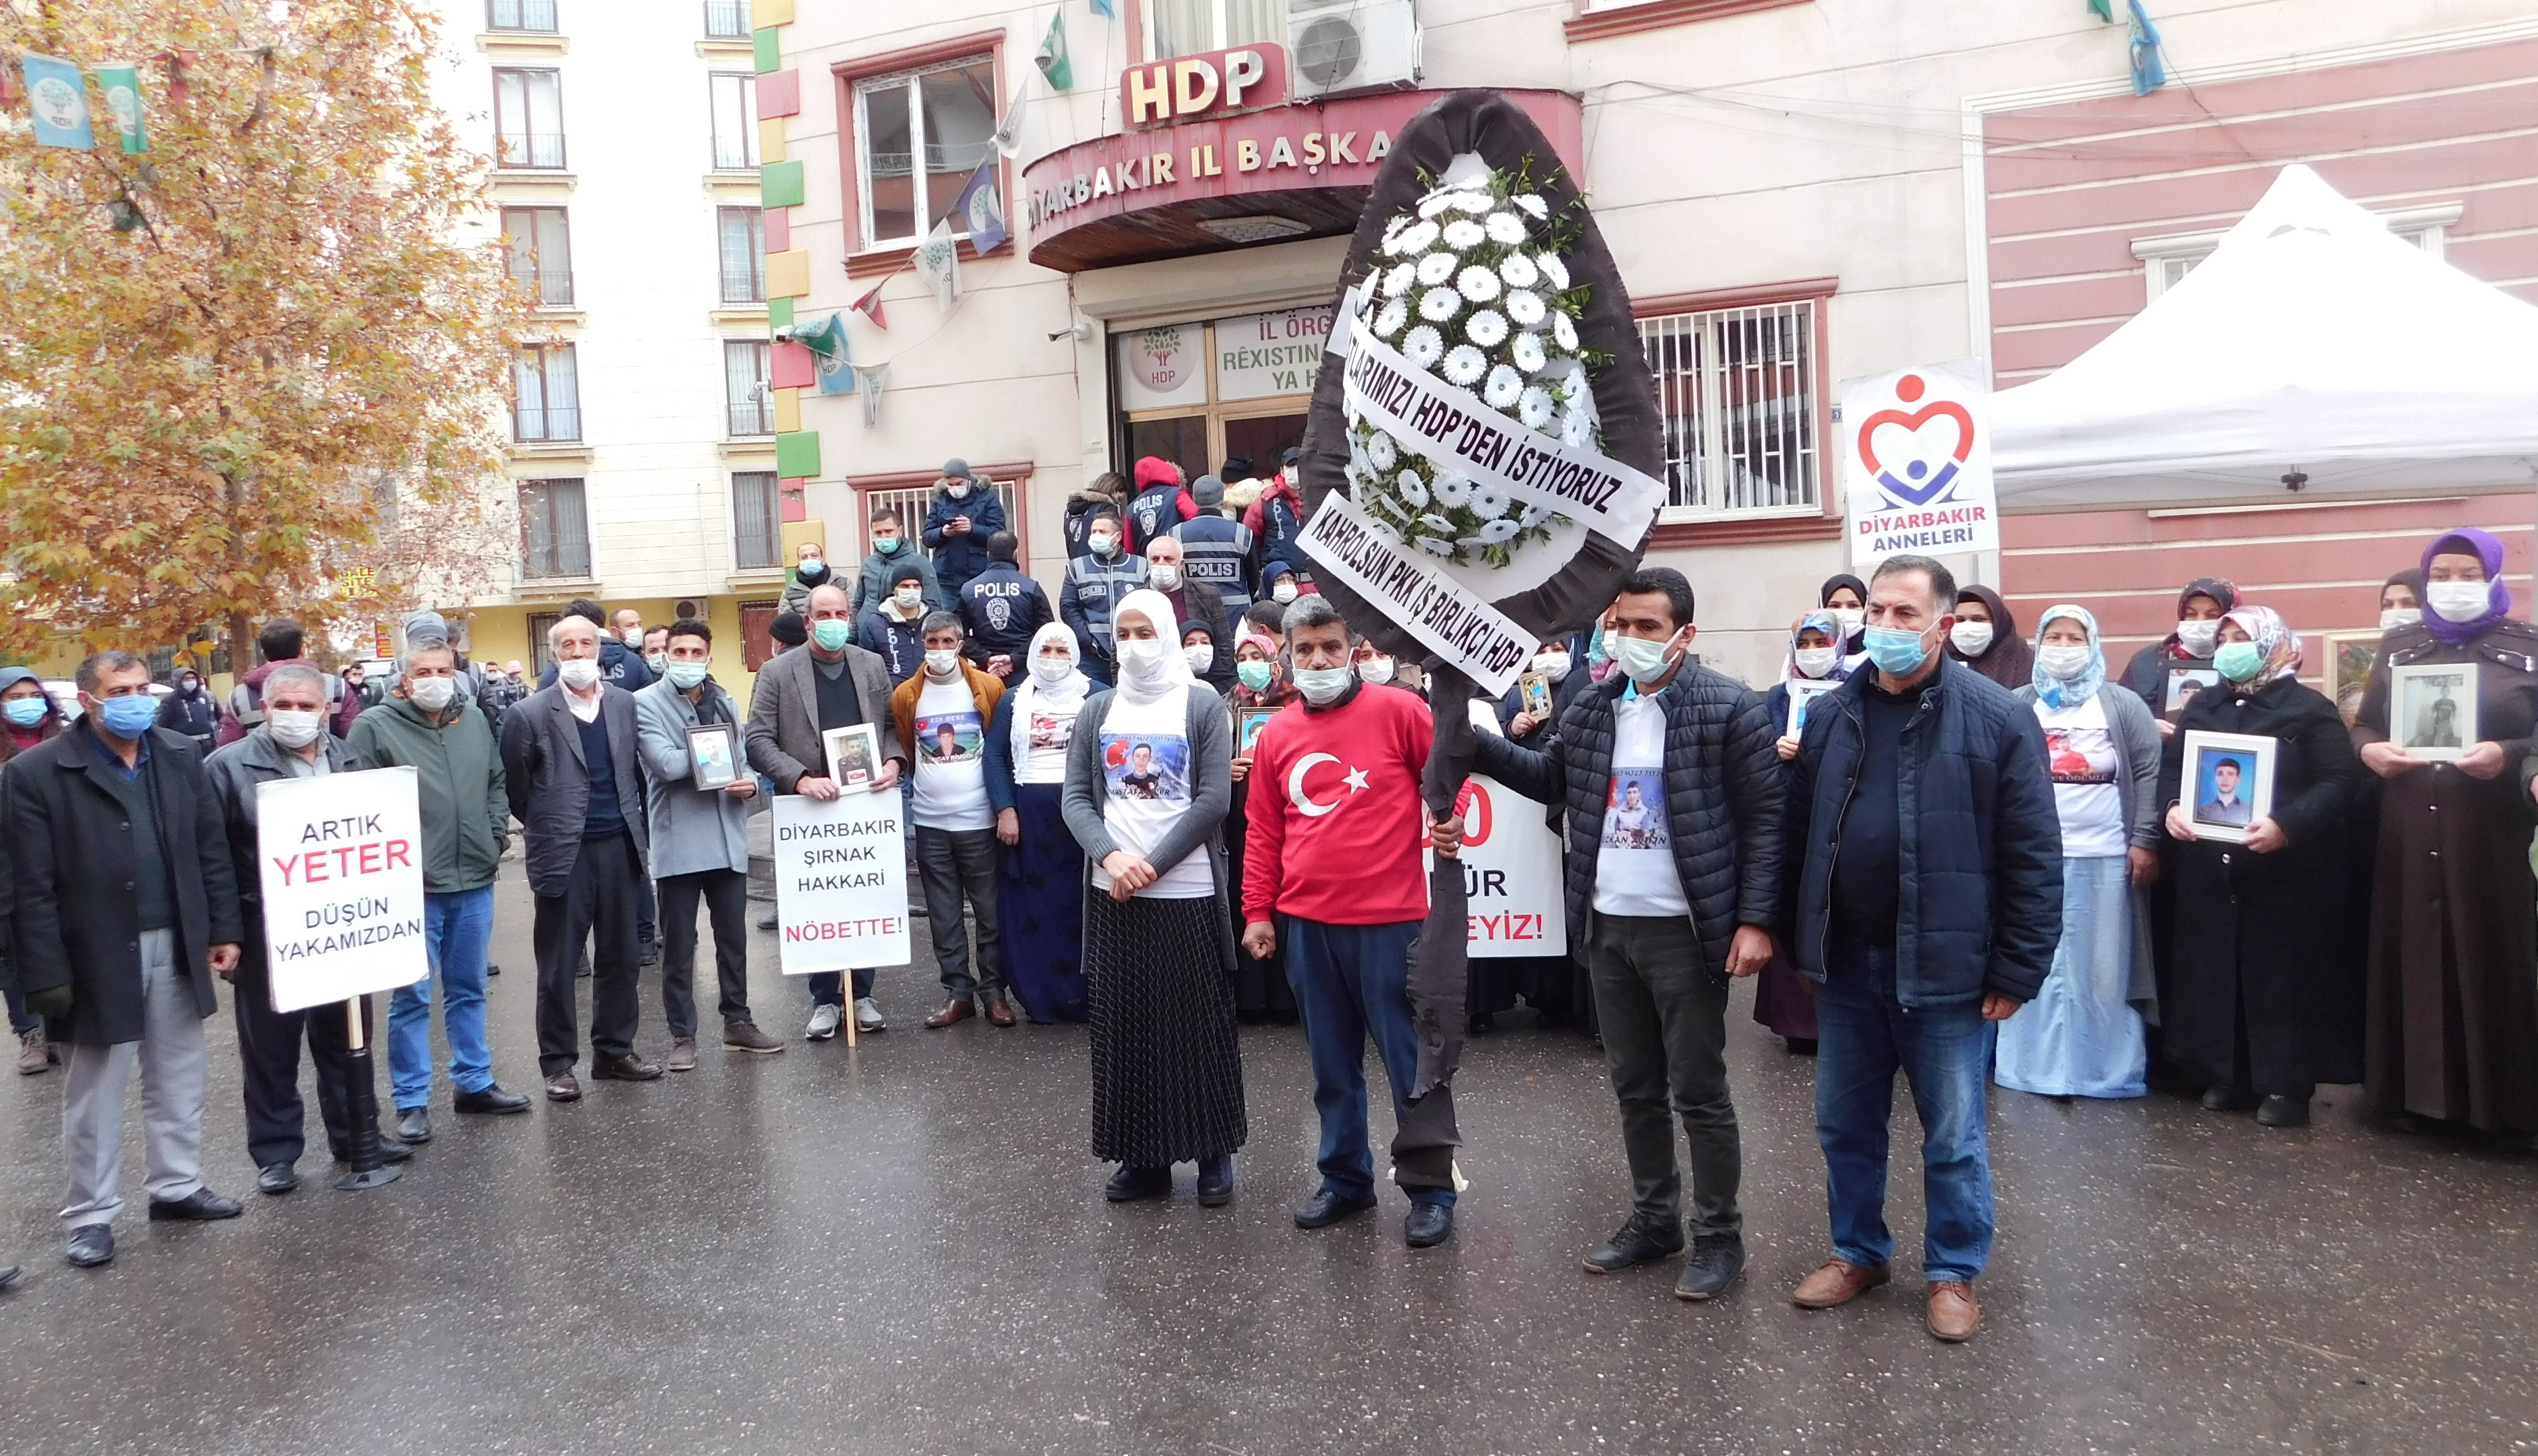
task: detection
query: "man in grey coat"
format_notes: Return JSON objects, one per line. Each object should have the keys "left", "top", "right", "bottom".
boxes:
{"left": 635, "top": 619, "right": 777, "bottom": 1065}
{"left": 744, "top": 582, "right": 904, "bottom": 1040}
{"left": 500, "top": 615, "right": 659, "bottom": 1101}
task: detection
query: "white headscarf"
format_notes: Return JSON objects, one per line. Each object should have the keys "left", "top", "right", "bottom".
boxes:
{"left": 1109, "top": 588, "right": 1194, "bottom": 706}
{"left": 1010, "top": 622, "right": 1090, "bottom": 762}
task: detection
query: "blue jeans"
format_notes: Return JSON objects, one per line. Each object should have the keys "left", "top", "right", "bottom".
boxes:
{"left": 1814, "top": 937, "right": 1994, "bottom": 1283}
{"left": 1283, "top": 917, "right": 1454, "bottom": 1209}
{"left": 391, "top": 886, "right": 497, "bottom": 1110}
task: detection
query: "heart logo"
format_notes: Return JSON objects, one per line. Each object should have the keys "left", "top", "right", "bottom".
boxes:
{"left": 1856, "top": 374, "right": 1975, "bottom": 508}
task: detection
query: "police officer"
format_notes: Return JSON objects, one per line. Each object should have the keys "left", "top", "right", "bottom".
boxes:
{"left": 956, "top": 532, "right": 1054, "bottom": 680}
{"left": 1173, "top": 474, "right": 1257, "bottom": 618}
{"left": 1059, "top": 507, "right": 1150, "bottom": 688}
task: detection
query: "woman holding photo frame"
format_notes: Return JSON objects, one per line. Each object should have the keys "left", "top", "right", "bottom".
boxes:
{"left": 2354, "top": 528, "right": 2538, "bottom": 1139}
{"left": 982, "top": 623, "right": 1094, "bottom": 1024}
{"left": 2158, "top": 607, "right": 2362, "bottom": 1127}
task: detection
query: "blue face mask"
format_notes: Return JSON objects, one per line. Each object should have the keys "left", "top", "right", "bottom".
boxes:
{"left": 3, "top": 696, "right": 48, "bottom": 728}
{"left": 97, "top": 693, "right": 159, "bottom": 739}
{"left": 1863, "top": 623, "right": 1934, "bottom": 676}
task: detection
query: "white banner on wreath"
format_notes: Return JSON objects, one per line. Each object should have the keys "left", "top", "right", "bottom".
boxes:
{"left": 1340, "top": 312, "right": 1666, "bottom": 546}
{"left": 1300, "top": 492, "right": 1533, "bottom": 696}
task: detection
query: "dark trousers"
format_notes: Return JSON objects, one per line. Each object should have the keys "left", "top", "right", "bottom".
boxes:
{"left": 3, "top": 970, "right": 35, "bottom": 1037}
{"left": 916, "top": 824, "right": 1003, "bottom": 998}
{"left": 636, "top": 873, "right": 657, "bottom": 948}
{"left": 1589, "top": 914, "right": 1742, "bottom": 1239}
{"left": 658, "top": 868, "right": 751, "bottom": 1037}
{"left": 1283, "top": 915, "right": 1454, "bottom": 1209}
{"left": 231, "top": 943, "right": 369, "bottom": 1167}
{"left": 533, "top": 833, "right": 643, "bottom": 1075}
{"left": 806, "top": 968, "right": 876, "bottom": 1007}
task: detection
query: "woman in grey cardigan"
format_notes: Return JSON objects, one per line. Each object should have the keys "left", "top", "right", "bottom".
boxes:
{"left": 1996, "top": 604, "right": 2163, "bottom": 1099}
{"left": 1061, "top": 590, "right": 1247, "bottom": 1207}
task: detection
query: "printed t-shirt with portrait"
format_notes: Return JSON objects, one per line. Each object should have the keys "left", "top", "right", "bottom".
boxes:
{"left": 910, "top": 677, "right": 992, "bottom": 830}
{"left": 2036, "top": 694, "right": 2125, "bottom": 856}
{"left": 1593, "top": 692, "right": 1688, "bottom": 917}
{"left": 1093, "top": 684, "right": 1212, "bottom": 899}
{"left": 1013, "top": 683, "right": 1080, "bottom": 786}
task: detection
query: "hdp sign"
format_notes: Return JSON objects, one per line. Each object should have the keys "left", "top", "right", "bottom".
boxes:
{"left": 1841, "top": 359, "right": 1998, "bottom": 566}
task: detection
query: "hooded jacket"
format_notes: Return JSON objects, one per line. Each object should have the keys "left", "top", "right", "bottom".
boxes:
{"left": 858, "top": 597, "right": 928, "bottom": 683}
{"left": 345, "top": 693, "right": 510, "bottom": 894}
{"left": 1125, "top": 457, "right": 1195, "bottom": 546}
{"left": 849, "top": 548, "right": 945, "bottom": 618}
{"left": 1244, "top": 472, "right": 1312, "bottom": 586}
{"left": 922, "top": 480, "right": 1008, "bottom": 600}
{"left": 1062, "top": 483, "right": 1124, "bottom": 560}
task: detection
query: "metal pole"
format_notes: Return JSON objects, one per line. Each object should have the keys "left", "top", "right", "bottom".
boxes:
{"left": 334, "top": 995, "right": 400, "bottom": 1191}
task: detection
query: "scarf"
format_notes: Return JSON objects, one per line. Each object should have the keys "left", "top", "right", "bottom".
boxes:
{"left": 2422, "top": 528, "right": 2512, "bottom": 647}
{"left": 2219, "top": 605, "right": 2302, "bottom": 684}
{"left": 1109, "top": 589, "right": 1195, "bottom": 706}
{"left": 1819, "top": 572, "right": 1868, "bottom": 655}
{"left": 2164, "top": 576, "right": 2240, "bottom": 659}
{"left": 1008, "top": 622, "right": 1090, "bottom": 761}
{"left": 2031, "top": 603, "right": 2106, "bottom": 709}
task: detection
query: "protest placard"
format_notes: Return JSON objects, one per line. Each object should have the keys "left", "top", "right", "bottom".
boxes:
{"left": 254, "top": 766, "right": 428, "bottom": 1013}
{"left": 772, "top": 790, "right": 912, "bottom": 977}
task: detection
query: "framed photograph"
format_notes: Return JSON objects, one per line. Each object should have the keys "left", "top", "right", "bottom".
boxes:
{"left": 2179, "top": 730, "right": 2276, "bottom": 845}
{"left": 687, "top": 722, "right": 740, "bottom": 790}
{"left": 1235, "top": 707, "right": 1277, "bottom": 757}
{"left": 1517, "top": 671, "right": 1554, "bottom": 719}
{"left": 821, "top": 723, "right": 880, "bottom": 789}
{"left": 2163, "top": 665, "right": 2222, "bottom": 721}
{"left": 2390, "top": 661, "right": 2476, "bottom": 761}
{"left": 1786, "top": 678, "right": 1840, "bottom": 738}
{"left": 2322, "top": 630, "right": 2383, "bottom": 727}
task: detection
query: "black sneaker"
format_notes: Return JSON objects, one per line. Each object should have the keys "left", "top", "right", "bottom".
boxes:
{"left": 1582, "top": 1218, "right": 1685, "bottom": 1274}
{"left": 1674, "top": 1235, "right": 1747, "bottom": 1301}
{"left": 1104, "top": 1165, "right": 1170, "bottom": 1202}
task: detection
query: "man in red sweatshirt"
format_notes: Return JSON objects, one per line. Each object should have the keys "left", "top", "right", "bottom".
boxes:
{"left": 1243, "top": 594, "right": 1465, "bottom": 1249}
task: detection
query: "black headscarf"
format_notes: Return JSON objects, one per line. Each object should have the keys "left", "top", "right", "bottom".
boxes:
{"left": 1947, "top": 584, "right": 2034, "bottom": 689}
{"left": 1819, "top": 572, "right": 1869, "bottom": 655}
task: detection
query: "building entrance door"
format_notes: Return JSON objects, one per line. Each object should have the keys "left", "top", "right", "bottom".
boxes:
{"left": 1115, "top": 306, "right": 1330, "bottom": 487}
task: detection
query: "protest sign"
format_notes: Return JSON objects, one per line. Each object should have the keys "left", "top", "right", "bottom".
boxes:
{"left": 254, "top": 767, "right": 428, "bottom": 1013}
{"left": 1454, "top": 776, "right": 1564, "bottom": 959}
{"left": 1842, "top": 359, "right": 1998, "bottom": 566}
{"left": 773, "top": 790, "right": 912, "bottom": 977}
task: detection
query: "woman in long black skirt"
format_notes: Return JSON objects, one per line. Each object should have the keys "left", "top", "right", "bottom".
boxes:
{"left": 983, "top": 624, "right": 1093, "bottom": 1022}
{"left": 1062, "top": 590, "right": 1247, "bottom": 1206}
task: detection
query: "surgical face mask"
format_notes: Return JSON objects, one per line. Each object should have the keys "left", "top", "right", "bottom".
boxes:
{"left": 812, "top": 618, "right": 854, "bottom": 652}
{"left": 97, "top": 694, "right": 159, "bottom": 739}
{"left": 1292, "top": 664, "right": 1353, "bottom": 705}
{"left": 1150, "top": 563, "right": 1183, "bottom": 592}
{"left": 1358, "top": 655, "right": 1395, "bottom": 685}
{"left": 1182, "top": 643, "right": 1214, "bottom": 673}
{"left": 1862, "top": 623, "right": 1933, "bottom": 677}
{"left": 1793, "top": 647, "right": 1841, "bottom": 680}
{"left": 1607, "top": 634, "right": 1676, "bottom": 685}
{"left": 1237, "top": 660, "right": 1274, "bottom": 692}
{"left": 1088, "top": 532, "right": 1117, "bottom": 557}
{"left": 924, "top": 649, "right": 961, "bottom": 678}
{"left": 407, "top": 677, "right": 457, "bottom": 713}
{"left": 2379, "top": 607, "right": 2421, "bottom": 632}
{"left": 2036, "top": 644, "right": 2091, "bottom": 680}
{"left": 1271, "top": 581, "right": 1298, "bottom": 604}
{"left": 948, "top": 481, "right": 973, "bottom": 499}
{"left": 1030, "top": 653, "right": 1075, "bottom": 687}
{"left": 665, "top": 661, "right": 711, "bottom": 691}
{"left": 1116, "top": 638, "right": 1170, "bottom": 683}
{"left": 1948, "top": 622, "right": 1994, "bottom": 656}
{"left": 644, "top": 651, "right": 666, "bottom": 673}
{"left": 267, "top": 709, "right": 324, "bottom": 749}
{"left": 799, "top": 554, "right": 825, "bottom": 572}
{"left": 1534, "top": 650, "right": 1571, "bottom": 683}
{"left": 1830, "top": 607, "right": 1864, "bottom": 640}
{"left": 893, "top": 585, "right": 924, "bottom": 611}
{"left": 874, "top": 535, "right": 903, "bottom": 555}
{"left": 620, "top": 628, "right": 645, "bottom": 650}
{"left": 3, "top": 696, "right": 47, "bottom": 728}
{"left": 2175, "top": 619, "right": 2221, "bottom": 656}
{"left": 2213, "top": 641, "right": 2264, "bottom": 684}
{"left": 2428, "top": 580, "right": 2492, "bottom": 624}
{"left": 557, "top": 657, "right": 603, "bottom": 691}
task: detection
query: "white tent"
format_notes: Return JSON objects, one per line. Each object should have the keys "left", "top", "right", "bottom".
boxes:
{"left": 1990, "top": 164, "right": 2538, "bottom": 508}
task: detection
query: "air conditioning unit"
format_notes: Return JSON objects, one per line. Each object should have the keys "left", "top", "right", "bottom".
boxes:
{"left": 675, "top": 599, "right": 706, "bottom": 619}
{"left": 1288, "top": 0, "right": 1419, "bottom": 101}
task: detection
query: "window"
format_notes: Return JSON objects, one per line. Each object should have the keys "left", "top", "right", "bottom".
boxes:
{"left": 710, "top": 72, "right": 759, "bottom": 171}
{"left": 1146, "top": 0, "right": 1285, "bottom": 59}
{"left": 487, "top": 0, "right": 559, "bottom": 32}
{"left": 493, "top": 69, "right": 565, "bottom": 169}
{"left": 514, "top": 344, "right": 581, "bottom": 443}
{"left": 525, "top": 611, "right": 563, "bottom": 676}
{"left": 519, "top": 480, "right": 592, "bottom": 581}
{"left": 861, "top": 478, "right": 1019, "bottom": 548}
{"left": 702, "top": 0, "right": 749, "bottom": 39}
{"left": 723, "top": 340, "right": 773, "bottom": 436}
{"left": 740, "top": 600, "right": 782, "bottom": 671}
{"left": 733, "top": 471, "right": 782, "bottom": 568}
{"left": 2135, "top": 203, "right": 2458, "bottom": 302}
{"left": 1640, "top": 298, "right": 1819, "bottom": 519}
{"left": 853, "top": 55, "right": 997, "bottom": 248}
{"left": 718, "top": 206, "right": 766, "bottom": 303}
{"left": 501, "top": 206, "right": 573, "bottom": 306}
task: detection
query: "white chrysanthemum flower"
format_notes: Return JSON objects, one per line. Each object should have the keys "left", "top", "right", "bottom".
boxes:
{"left": 1498, "top": 252, "right": 1539, "bottom": 290}
{"left": 1420, "top": 513, "right": 1459, "bottom": 536}
{"left": 1514, "top": 194, "right": 1549, "bottom": 220}
{"left": 1431, "top": 470, "right": 1471, "bottom": 508}
{"left": 1418, "top": 192, "right": 1458, "bottom": 220}
{"left": 1464, "top": 309, "right": 1508, "bottom": 348}
{"left": 1366, "top": 431, "right": 1397, "bottom": 471}
{"left": 1505, "top": 290, "right": 1545, "bottom": 328}
{"left": 1451, "top": 191, "right": 1494, "bottom": 215}
{"left": 1418, "top": 287, "right": 1462, "bottom": 324}
{"left": 1383, "top": 262, "right": 1417, "bottom": 298}
{"left": 1456, "top": 265, "right": 1501, "bottom": 304}
{"left": 1350, "top": 438, "right": 1373, "bottom": 472}
{"left": 1484, "top": 212, "right": 1528, "bottom": 246}
{"left": 1477, "top": 518, "right": 1523, "bottom": 543}
{"left": 1561, "top": 407, "right": 1595, "bottom": 450}
{"left": 1441, "top": 344, "right": 1487, "bottom": 385}
{"left": 1416, "top": 535, "right": 1458, "bottom": 557}
{"left": 1442, "top": 218, "right": 1486, "bottom": 251}
{"left": 1537, "top": 251, "right": 1570, "bottom": 290}
{"left": 1401, "top": 324, "right": 1444, "bottom": 367}
{"left": 1416, "top": 251, "right": 1456, "bottom": 287}
{"left": 1372, "top": 297, "right": 1408, "bottom": 338}
{"left": 1517, "top": 385, "right": 1556, "bottom": 428}
{"left": 1519, "top": 503, "right": 1550, "bottom": 528}
{"left": 1395, "top": 464, "right": 1429, "bottom": 506}
{"left": 1483, "top": 364, "right": 1523, "bottom": 409}
{"left": 1511, "top": 331, "right": 1547, "bottom": 373}
{"left": 1551, "top": 309, "right": 1579, "bottom": 352}
{"left": 1470, "top": 481, "right": 1510, "bottom": 518}
{"left": 1543, "top": 356, "right": 1586, "bottom": 392}
{"left": 1396, "top": 220, "right": 1439, "bottom": 254}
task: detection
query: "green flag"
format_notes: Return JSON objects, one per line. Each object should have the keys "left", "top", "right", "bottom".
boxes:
{"left": 1035, "top": 10, "right": 1072, "bottom": 91}
{"left": 95, "top": 63, "right": 146, "bottom": 153}
{"left": 2087, "top": 0, "right": 2113, "bottom": 18}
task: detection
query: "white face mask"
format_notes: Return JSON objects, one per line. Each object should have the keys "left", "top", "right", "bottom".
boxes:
{"left": 620, "top": 628, "right": 644, "bottom": 649}
{"left": 1830, "top": 607, "right": 1864, "bottom": 640}
{"left": 1608, "top": 634, "right": 1677, "bottom": 685}
{"left": 1292, "top": 664, "right": 1352, "bottom": 705}
{"left": 1029, "top": 653, "right": 1074, "bottom": 687}
{"left": 1181, "top": 643, "right": 1214, "bottom": 673}
{"left": 643, "top": 651, "right": 666, "bottom": 673}
{"left": 1793, "top": 647, "right": 1840, "bottom": 679}
{"left": 1358, "top": 656, "right": 1395, "bottom": 685}
{"left": 406, "top": 677, "right": 457, "bottom": 713}
{"left": 1116, "top": 638, "right": 1171, "bottom": 684}
{"left": 1533, "top": 649, "right": 1571, "bottom": 683}
{"left": 923, "top": 649, "right": 961, "bottom": 678}
{"left": 267, "top": 709, "right": 324, "bottom": 749}
{"left": 2427, "top": 580, "right": 2492, "bottom": 624}
{"left": 2037, "top": 644, "right": 2092, "bottom": 680}
{"left": 1271, "top": 581, "right": 1298, "bottom": 604}
{"left": 558, "top": 657, "right": 602, "bottom": 691}
{"left": 894, "top": 586, "right": 925, "bottom": 611}
{"left": 1948, "top": 621, "right": 1994, "bottom": 656}
{"left": 2175, "top": 619, "right": 2221, "bottom": 656}
{"left": 1088, "top": 532, "right": 1117, "bottom": 556}
{"left": 1150, "top": 563, "right": 1182, "bottom": 592}
{"left": 2380, "top": 607, "right": 2421, "bottom": 632}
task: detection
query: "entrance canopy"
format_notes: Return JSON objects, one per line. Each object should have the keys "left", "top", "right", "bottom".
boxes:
{"left": 1990, "top": 164, "right": 2538, "bottom": 507}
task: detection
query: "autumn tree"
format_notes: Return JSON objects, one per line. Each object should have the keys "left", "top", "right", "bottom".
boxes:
{"left": 0, "top": 0, "right": 529, "bottom": 668}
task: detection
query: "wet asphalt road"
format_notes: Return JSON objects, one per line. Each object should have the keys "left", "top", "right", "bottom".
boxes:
{"left": 3, "top": 873, "right": 2537, "bottom": 1455}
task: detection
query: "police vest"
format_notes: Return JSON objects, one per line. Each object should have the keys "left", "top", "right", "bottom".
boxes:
{"left": 1063, "top": 554, "right": 1150, "bottom": 655}
{"left": 1173, "top": 516, "right": 1256, "bottom": 615}
{"left": 1126, "top": 484, "right": 1182, "bottom": 546}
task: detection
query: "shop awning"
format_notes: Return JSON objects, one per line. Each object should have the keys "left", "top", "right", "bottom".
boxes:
{"left": 1990, "top": 164, "right": 2538, "bottom": 507}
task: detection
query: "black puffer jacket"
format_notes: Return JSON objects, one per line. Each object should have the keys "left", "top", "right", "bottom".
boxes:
{"left": 1473, "top": 667, "right": 1786, "bottom": 979}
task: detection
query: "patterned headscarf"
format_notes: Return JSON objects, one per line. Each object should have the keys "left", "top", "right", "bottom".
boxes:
{"left": 1786, "top": 609, "right": 1845, "bottom": 681}
{"left": 2221, "top": 605, "right": 2302, "bottom": 683}
{"left": 2030, "top": 604, "right": 2105, "bottom": 709}
{"left": 2422, "top": 528, "right": 2512, "bottom": 647}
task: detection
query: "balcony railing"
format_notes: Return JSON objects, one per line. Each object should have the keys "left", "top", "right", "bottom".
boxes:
{"left": 488, "top": 0, "right": 559, "bottom": 34}
{"left": 496, "top": 132, "right": 567, "bottom": 170}
{"left": 514, "top": 405, "right": 582, "bottom": 443}
{"left": 511, "top": 265, "right": 574, "bottom": 307}
{"left": 704, "top": 0, "right": 750, "bottom": 39}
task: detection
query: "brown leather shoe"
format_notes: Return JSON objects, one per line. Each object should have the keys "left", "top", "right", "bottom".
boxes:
{"left": 1927, "top": 1280, "right": 1980, "bottom": 1342}
{"left": 984, "top": 996, "right": 1017, "bottom": 1027}
{"left": 1792, "top": 1258, "right": 1891, "bottom": 1309}
{"left": 923, "top": 998, "right": 975, "bottom": 1029}
{"left": 544, "top": 1071, "right": 583, "bottom": 1102}
{"left": 591, "top": 1052, "right": 662, "bottom": 1081}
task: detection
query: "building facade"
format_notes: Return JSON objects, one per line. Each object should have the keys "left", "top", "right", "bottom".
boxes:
{"left": 747, "top": 0, "right": 2536, "bottom": 687}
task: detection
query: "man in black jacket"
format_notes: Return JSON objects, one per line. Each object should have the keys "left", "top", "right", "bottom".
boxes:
{"left": 1782, "top": 554, "right": 2061, "bottom": 1344}
{"left": 5, "top": 651, "right": 247, "bottom": 1268}
{"left": 1475, "top": 568, "right": 1783, "bottom": 1302}
{"left": 956, "top": 531, "right": 1053, "bottom": 678}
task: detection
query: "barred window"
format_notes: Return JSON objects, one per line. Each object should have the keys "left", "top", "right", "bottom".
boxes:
{"left": 1638, "top": 298, "right": 1819, "bottom": 520}
{"left": 733, "top": 471, "right": 782, "bottom": 569}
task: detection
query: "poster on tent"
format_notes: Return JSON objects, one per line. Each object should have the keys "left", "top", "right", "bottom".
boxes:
{"left": 1842, "top": 359, "right": 1998, "bottom": 568}
{"left": 255, "top": 767, "right": 429, "bottom": 1013}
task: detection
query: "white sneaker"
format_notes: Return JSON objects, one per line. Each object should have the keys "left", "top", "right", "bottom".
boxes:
{"left": 804, "top": 1003, "right": 842, "bottom": 1041}
{"left": 854, "top": 997, "right": 887, "bottom": 1034}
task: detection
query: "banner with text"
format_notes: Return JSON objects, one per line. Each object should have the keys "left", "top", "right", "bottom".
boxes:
{"left": 1301, "top": 492, "right": 1533, "bottom": 696}
{"left": 1444, "top": 776, "right": 1566, "bottom": 959}
{"left": 255, "top": 767, "right": 428, "bottom": 1013}
{"left": 773, "top": 791, "right": 912, "bottom": 975}
{"left": 1841, "top": 358, "right": 1998, "bottom": 567}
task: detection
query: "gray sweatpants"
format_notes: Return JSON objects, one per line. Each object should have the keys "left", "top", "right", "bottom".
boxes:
{"left": 61, "top": 929, "right": 209, "bottom": 1229}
